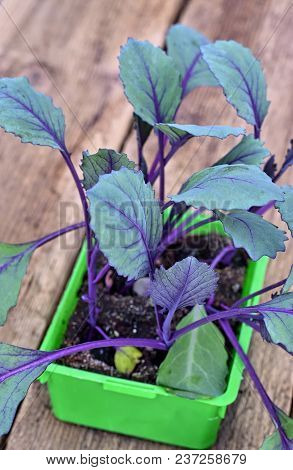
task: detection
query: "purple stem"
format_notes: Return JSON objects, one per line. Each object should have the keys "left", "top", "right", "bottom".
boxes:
{"left": 162, "top": 201, "right": 173, "bottom": 211}
{"left": 0, "top": 223, "right": 86, "bottom": 272}
{"left": 27, "top": 222, "right": 85, "bottom": 251}
{"left": 220, "top": 319, "right": 289, "bottom": 449}
{"left": 88, "top": 244, "right": 100, "bottom": 328}
{"left": 184, "top": 215, "right": 216, "bottom": 235}
{"left": 148, "top": 133, "right": 170, "bottom": 184}
{"left": 176, "top": 207, "right": 205, "bottom": 228}
{"left": 89, "top": 321, "right": 136, "bottom": 354}
{"left": 158, "top": 131, "right": 165, "bottom": 202}
{"left": 255, "top": 200, "right": 275, "bottom": 216}
{"left": 93, "top": 263, "right": 110, "bottom": 284}
{"left": 86, "top": 320, "right": 109, "bottom": 340}
{"left": 172, "top": 308, "right": 252, "bottom": 341}
{"left": 154, "top": 304, "right": 164, "bottom": 341}
{"left": 206, "top": 305, "right": 261, "bottom": 334}
{"left": 232, "top": 279, "right": 286, "bottom": 308}
{"left": 148, "top": 149, "right": 160, "bottom": 183}
{"left": 210, "top": 245, "right": 235, "bottom": 269}
{"left": 138, "top": 145, "right": 143, "bottom": 171}
{"left": 250, "top": 307, "right": 293, "bottom": 314}
{"left": 149, "top": 141, "right": 183, "bottom": 185}
{"left": 157, "top": 210, "right": 212, "bottom": 256}
{"left": 0, "top": 338, "right": 167, "bottom": 384}
{"left": 219, "top": 248, "right": 236, "bottom": 266}
{"left": 172, "top": 305, "right": 293, "bottom": 342}
{"left": 241, "top": 318, "right": 261, "bottom": 333}
{"left": 165, "top": 206, "right": 192, "bottom": 231}
{"left": 61, "top": 150, "right": 96, "bottom": 326}
{"left": 162, "top": 305, "right": 178, "bottom": 345}
{"left": 61, "top": 150, "right": 93, "bottom": 261}
{"left": 254, "top": 125, "right": 260, "bottom": 139}
{"left": 233, "top": 306, "right": 292, "bottom": 314}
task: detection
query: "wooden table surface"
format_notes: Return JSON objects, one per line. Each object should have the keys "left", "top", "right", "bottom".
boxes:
{"left": 0, "top": 0, "right": 292, "bottom": 450}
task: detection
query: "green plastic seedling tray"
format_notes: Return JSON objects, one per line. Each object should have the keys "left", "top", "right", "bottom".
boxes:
{"left": 40, "top": 219, "right": 269, "bottom": 449}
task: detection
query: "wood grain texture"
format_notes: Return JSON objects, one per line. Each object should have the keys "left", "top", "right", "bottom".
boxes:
{"left": 0, "top": 0, "right": 292, "bottom": 450}
{"left": 0, "top": 0, "right": 184, "bottom": 449}
{"left": 124, "top": 0, "right": 293, "bottom": 450}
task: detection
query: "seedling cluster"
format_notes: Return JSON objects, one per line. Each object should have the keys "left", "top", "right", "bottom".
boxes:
{"left": 0, "top": 24, "right": 292, "bottom": 449}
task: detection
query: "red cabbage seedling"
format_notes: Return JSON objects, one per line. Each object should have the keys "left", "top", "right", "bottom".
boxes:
{"left": 0, "top": 24, "right": 292, "bottom": 448}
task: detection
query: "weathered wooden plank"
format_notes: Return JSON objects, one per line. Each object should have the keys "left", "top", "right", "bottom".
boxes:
{"left": 179, "top": 0, "right": 293, "bottom": 450}
{"left": 1, "top": 0, "right": 292, "bottom": 450}
{"left": 122, "top": 0, "right": 293, "bottom": 450}
{"left": 0, "top": 0, "right": 184, "bottom": 354}
{"left": 0, "top": 0, "right": 184, "bottom": 449}
{"left": 176, "top": 0, "right": 293, "bottom": 450}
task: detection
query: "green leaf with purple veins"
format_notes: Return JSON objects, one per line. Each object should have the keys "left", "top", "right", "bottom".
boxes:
{"left": 254, "top": 293, "right": 293, "bottom": 354}
{"left": 216, "top": 210, "right": 287, "bottom": 261}
{"left": 201, "top": 40, "right": 269, "bottom": 131}
{"left": 150, "top": 256, "right": 218, "bottom": 311}
{"left": 155, "top": 123, "right": 245, "bottom": 145}
{"left": 0, "top": 243, "right": 34, "bottom": 326}
{"left": 0, "top": 343, "right": 50, "bottom": 436}
{"left": 81, "top": 148, "right": 135, "bottom": 190}
{"left": 87, "top": 168, "right": 162, "bottom": 280}
{"left": 214, "top": 134, "right": 269, "bottom": 167}
{"left": 0, "top": 77, "right": 66, "bottom": 150}
{"left": 170, "top": 164, "right": 284, "bottom": 211}
{"left": 261, "top": 409, "right": 293, "bottom": 449}
{"left": 119, "top": 39, "right": 182, "bottom": 125}
{"left": 166, "top": 24, "right": 218, "bottom": 96}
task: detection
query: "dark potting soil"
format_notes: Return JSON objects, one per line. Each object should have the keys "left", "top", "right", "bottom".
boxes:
{"left": 60, "top": 234, "right": 247, "bottom": 384}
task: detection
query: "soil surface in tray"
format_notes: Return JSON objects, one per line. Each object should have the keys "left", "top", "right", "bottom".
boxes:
{"left": 61, "top": 233, "right": 247, "bottom": 384}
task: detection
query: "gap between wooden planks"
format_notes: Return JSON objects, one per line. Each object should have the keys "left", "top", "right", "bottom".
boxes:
{"left": 0, "top": 0, "right": 292, "bottom": 450}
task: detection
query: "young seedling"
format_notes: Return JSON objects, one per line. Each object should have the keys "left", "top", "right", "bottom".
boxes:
{"left": 0, "top": 24, "right": 292, "bottom": 449}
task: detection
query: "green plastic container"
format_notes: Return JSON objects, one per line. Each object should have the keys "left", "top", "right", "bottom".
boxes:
{"left": 40, "top": 220, "right": 268, "bottom": 449}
